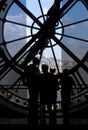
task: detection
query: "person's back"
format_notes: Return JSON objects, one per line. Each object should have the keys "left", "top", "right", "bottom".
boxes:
{"left": 59, "top": 69, "right": 75, "bottom": 125}
{"left": 24, "top": 57, "right": 40, "bottom": 95}
{"left": 49, "top": 68, "right": 58, "bottom": 108}
{"left": 60, "top": 69, "right": 75, "bottom": 99}
{"left": 40, "top": 64, "right": 50, "bottom": 108}
{"left": 24, "top": 57, "right": 40, "bottom": 126}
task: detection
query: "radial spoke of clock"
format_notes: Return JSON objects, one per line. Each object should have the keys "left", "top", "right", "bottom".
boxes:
{"left": 72, "top": 73, "right": 83, "bottom": 95}
{"left": 0, "top": 56, "right": 22, "bottom": 79}
{"left": 52, "top": 35, "right": 88, "bottom": 73}
{"left": 15, "top": 47, "right": 31, "bottom": 64}
{"left": 38, "top": 0, "right": 45, "bottom": 22}
{"left": 23, "top": 37, "right": 48, "bottom": 66}
{"left": 5, "top": 19, "right": 40, "bottom": 30}
{"left": 9, "top": 74, "right": 26, "bottom": 90}
{"left": 60, "top": 0, "right": 78, "bottom": 18}
{"left": 13, "top": 32, "right": 41, "bottom": 63}
{"left": 0, "top": 58, "right": 5, "bottom": 71}
{"left": 56, "top": 33, "right": 88, "bottom": 43}
{"left": 14, "top": 0, "right": 42, "bottom": 27}
{"left": 0, "top": 31, "right": 41, "bottom": 76}
{"left": 49, "top": 39, "right": 60, "bottom": 73}
{"left": 76, "top": 70, "right": 87, "bottom": 88}
{"left": 5, "top": 35, "right": 32, "bottom": 45}
{"left": 0, "top": 48, "right": 11, "bottom": 78}
{"left": 0, "top": 62, "right": 5, "bottom": 70}
{"left": 0, "top": 64, "right": 11, "bottom": 80}
{"left": 56, "top": 18, "right": 88, "bottom": 30}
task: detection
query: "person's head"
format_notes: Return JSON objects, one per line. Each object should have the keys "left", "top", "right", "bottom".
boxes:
{"left": 50, "top": 68, "right": 56, "bottom": 74}
{"left": 42, "top": 64, "right": 48, "bottom": 73}
{"left": 32, "top": 57, "right": 40, "bottom": 66}
{"left": 63, "top": 69, "right": 69, "bottom": 76}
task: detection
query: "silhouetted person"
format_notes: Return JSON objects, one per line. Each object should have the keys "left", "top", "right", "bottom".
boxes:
{"left": 24, "top": 57, "right": 40, "bottom": 126}
{"left": 58, "top": 69, "right": 75, "bottom": 125}
{"left": 49, "top": 68, "right": 61, "bottom": 125}
{"left": 40, "top": 65, "right": 61, "bottom": 125}
{"left": 40, "top": 64, "right": 50, "bottom": 124}
{"left": 49, "top": 68, "right": 61, "bottom": 110}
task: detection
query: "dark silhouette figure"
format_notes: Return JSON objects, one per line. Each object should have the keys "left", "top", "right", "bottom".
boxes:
{"left": 58, "top": 69, "right": 75, "bottom": 125}
{"left": 47, "top": 0, "right": 62, "bottom": 25}
{"left": 40, "top": 0, "right": 62, "bottom": 40}
{"left": 49, "top": 68, "right": 61, "bottom": 110}
{"left": 49, "top": 68, "right": 61, "bottom": 125}
{"left": 24, "top": 57, "right": 40, "bottom": 126}
{"left": 40, "top": 64, "right": 50, "bottom": 124}
{"left": 40, "top": 65, "right": 61, "bottom": 125}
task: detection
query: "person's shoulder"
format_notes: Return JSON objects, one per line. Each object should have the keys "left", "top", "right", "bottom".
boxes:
{"left": 26, "top": 64, "right": 34, "bottom": 71}
{"left": 69, "top": 76, "right": 74, "bottom": 80}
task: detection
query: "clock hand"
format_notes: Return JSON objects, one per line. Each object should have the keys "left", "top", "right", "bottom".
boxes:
{"left": 14, "top": 0, "right": 42, "bottom": 27}
{"left": 42, "top": 0, "right": 77, "bottom": 39}
{"left": 46, "top": 0, "right": 77, "bottom": 26}
{"left": 14, "top": 0, "right": 88, "bottom": 68}
{"left": 0, "top": 22, "right": 49, "bottom": 74}
{"left": 0, "top": 13, "right": 52, "bottom": 75}
{"left": 60, "top": 0, "right": 77, "bottom": 17}
{"left": 47, "top": 0, "right": 61, "bottom": 25}
{"left": 0, "top": 31, "right": 40, "bottom": 76}
{"left": 52, "top": 35, "right": 88, "bottom": 73}
{"left": 23, "top": 36, "right": 48, "bottom": 66}
{"left": 5, "top": 0, "right": 60, "bottom": 67}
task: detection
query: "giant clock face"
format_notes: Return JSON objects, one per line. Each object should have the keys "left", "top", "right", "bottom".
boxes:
{"left": 0, "top": 0, "right": 88, "bottom": 115}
